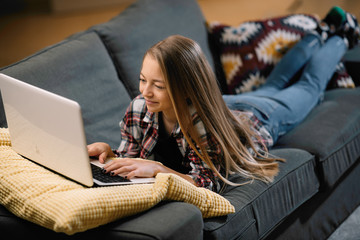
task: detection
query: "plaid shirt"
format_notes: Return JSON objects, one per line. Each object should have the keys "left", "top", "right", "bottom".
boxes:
{"left": 115, "top": 95, "right": 273, "bottom": 192}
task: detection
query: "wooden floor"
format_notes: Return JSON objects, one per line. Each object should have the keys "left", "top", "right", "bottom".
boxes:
{"left": 0, "top": 0, "right": 359, "bottom": 68}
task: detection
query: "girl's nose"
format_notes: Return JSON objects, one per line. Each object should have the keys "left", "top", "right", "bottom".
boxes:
{"left": 142, "top": 84, "right": 153, "bottom": 97}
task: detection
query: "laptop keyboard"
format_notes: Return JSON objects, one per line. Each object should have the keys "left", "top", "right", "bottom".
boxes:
{"left": 91, "top": 164, "right": 131, "bottom": 183}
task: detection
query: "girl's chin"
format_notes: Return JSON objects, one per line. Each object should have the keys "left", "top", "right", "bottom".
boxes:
{"left": 145, "top": 104, "right": 160, "bottom": 112}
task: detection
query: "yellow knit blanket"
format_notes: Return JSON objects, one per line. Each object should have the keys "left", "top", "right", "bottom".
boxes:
{"left": 0, "top": 128, "right": 234, "bottom": 235}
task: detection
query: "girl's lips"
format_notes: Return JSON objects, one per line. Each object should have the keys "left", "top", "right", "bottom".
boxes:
{"left": 145, "top": 99, "right": 158, "bottom": 105}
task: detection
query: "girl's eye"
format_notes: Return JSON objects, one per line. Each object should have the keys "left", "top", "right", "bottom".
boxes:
{"left": 155, "top": 85, "right": 166, "bottom": 90}
{"left": 140, "top": 77, "right": 165, "bottom": 89}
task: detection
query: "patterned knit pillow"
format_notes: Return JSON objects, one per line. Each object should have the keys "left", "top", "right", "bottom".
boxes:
{"left": 209, "top": 14, "right": 355, "bottom": 94}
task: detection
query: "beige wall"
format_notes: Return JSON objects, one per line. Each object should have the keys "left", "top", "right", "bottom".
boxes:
{"left": 198, "top": 0, "right": 360, "bottom": 25}
{"left": 1, "top": 0, "right": 359, "bottom": 68}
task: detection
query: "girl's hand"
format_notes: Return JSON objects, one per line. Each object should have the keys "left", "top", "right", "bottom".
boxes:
{"left": 102, "top": 157, "right": 196, "bottom": 186}
{"left": 87, "top": 142, "right": 115, "bottom": 164}
{"left": 103, "top": 158, "right": 164, "bottom": 179}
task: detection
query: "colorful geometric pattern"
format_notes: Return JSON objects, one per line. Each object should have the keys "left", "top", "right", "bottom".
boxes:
{"left": 283, "top": 14, "right": 318, "bottom": 31}
{"left": 327, "top": 61, "right": 355, "bottom": 88}
{"left": 221, "top": 22, "right": 263, "bottom": 45}
{"left": 255, "top": 29, "right": 301, "bottom": 65}
{"left": 220, "top": 53, "right": 243, "bottom": 84}
{"left": 209, "top": 14, "right": 355, "bottom": 94}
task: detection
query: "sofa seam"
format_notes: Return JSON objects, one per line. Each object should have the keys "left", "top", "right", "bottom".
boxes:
{"left": 205, "top": 150, "right": 317, "bottom": 234}
{"left": 319, "top": 126, "right": 360, "bottom": 161}
{"left": 258, "top": 185, "right": 319, "bottom": 240}
{"left": 320, "top": 131, "right": 360, "bottom": 187}
{"left": 251, "top": 152, "right": 318, "bottom": 236}
{"left": 229, "top": 219, "right": 256, "bottom": 240}
{"left": 256, "top": 151, "right": 318, "bottom": 199}
{"left": 97, "top": 229, "right": 160, "bottom": 240}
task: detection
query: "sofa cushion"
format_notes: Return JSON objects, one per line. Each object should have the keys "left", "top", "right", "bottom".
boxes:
{"left": 0, "top": 32, "right": 130, "bottom": 148}
{"left": 276, "top": 88, "right": 360, "bottom": 187}
{"left": 91, "top": 0, "right": 215, "bottom": 98}
{"left": 204, "top": 148, "right": 318, "bottom": 239}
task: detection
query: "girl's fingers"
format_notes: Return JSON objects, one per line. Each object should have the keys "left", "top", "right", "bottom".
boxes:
{"left": 98, "top": 152, "right": 108, "bottom": 164}
{"left": 103, "top": 158, "right": 161, "bottom": 178}
{"left": 103, "top": 159, "right": 129, "bottom": 173}
{"left": 87, "top": 142, "right": 113, "bottom": 162}
{"left": 125, "top": 170, "right": 139, "bottom": 179}
{"left": 87, "top": 144, "right": 99, "bottom": 157}
{"left": 111, "top": 165, "right": 136, "bottom": 176}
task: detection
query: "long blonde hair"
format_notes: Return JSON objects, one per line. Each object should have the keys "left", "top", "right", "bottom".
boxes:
{"left": 146, "top": 35, "right": 281, "bottom": 186}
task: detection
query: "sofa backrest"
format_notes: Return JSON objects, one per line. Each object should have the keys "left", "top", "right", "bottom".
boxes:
{"left": 91, "top": 0, "right": 215, "bottom": 98}
{"left": 0, "top": 0, "right": 214, "bottom": 148}
{"left": 0, "top": 32, "right": 131, "bottom": 148}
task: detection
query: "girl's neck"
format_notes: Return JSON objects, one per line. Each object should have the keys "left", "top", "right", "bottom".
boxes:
{"left": 161, "top": 111, "right": 177, "bottom": 135}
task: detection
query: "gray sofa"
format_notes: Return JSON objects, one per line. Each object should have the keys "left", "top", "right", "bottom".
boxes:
{"left": 0, "top": 0, "right": 360, "bottom": 239}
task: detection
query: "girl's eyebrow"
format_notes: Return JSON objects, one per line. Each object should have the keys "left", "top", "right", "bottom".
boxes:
{"left": 140, "top": 72, "right": 164, "bottom": 83}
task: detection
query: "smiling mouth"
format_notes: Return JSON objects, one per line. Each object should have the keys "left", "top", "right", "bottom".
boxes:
{"left": 145, "top": 99, "right": 158, "bottom": 105}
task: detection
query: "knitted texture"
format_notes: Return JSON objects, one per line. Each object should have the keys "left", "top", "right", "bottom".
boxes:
{"left": 0, "top": 128, "right": 234, "bottom": 235}
{"left": 0, "top": 128, "right": 11, "bottom": 146}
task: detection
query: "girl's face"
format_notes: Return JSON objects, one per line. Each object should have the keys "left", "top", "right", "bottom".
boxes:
{"left": 139, "top": 54, "right": 175, "bottom": 119}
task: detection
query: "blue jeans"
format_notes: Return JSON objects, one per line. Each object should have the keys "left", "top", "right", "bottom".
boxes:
{"left": 223, "top": 33, "right": 347, "bottom": 144}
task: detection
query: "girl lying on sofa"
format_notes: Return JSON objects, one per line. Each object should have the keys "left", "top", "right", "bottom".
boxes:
{"left": 88, "top": 7, "right": 359, "bottom": 192}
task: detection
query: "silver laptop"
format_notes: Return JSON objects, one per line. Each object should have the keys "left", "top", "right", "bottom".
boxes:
{"left": 0, "top": 73, "right": 155, "bottom": 187}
